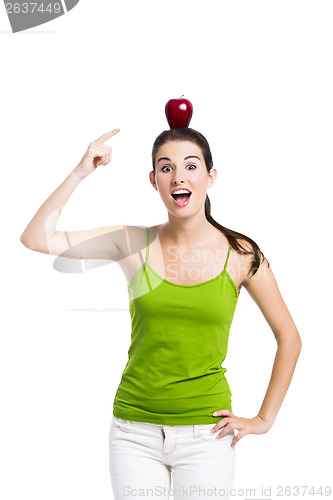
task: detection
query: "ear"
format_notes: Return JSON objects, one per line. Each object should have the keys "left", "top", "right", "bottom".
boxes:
{"left": 149, "top": 170, "right": 158, "bottom": 191}
{"left": 207, "top": 168, "right": 217, "bottom": 188}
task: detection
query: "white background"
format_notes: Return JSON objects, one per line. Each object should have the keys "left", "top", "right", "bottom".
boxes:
{"left": 1, "top": 1, "right": 332, "bottom": 499}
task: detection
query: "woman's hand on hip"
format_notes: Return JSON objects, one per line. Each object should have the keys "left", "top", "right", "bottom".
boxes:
{"left": 211, "top": 409, "right": 272, "bottom": 447}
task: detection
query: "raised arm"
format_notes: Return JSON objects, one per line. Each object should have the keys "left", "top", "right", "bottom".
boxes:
{"left": 20, "top": 129, "right": 123, "bottom": 260}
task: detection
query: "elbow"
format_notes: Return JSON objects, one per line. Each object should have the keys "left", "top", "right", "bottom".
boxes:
{"left": 294, "top": 338, "right": 302, "bottom": 363}
{"left": 20, "top": 234, "right": 34, "bottom": 250}
{"left": 277, "top": 329, "right": 302, "bottom": 352}
{"left": 293, "top": 337, "right": 302, "bottom": 358}
{"left": 298, "top": 334, "right": 302, "bottom": 350}
{"left": 294, "top": 330, "right": 302, "bottom": 352}
{"left": 20, "top": 234, "right": 29, "bottom": 247}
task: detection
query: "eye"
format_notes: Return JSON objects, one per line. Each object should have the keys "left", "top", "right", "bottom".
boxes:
{"left": 161, "top": 164, "right": 196, "bottom": 172}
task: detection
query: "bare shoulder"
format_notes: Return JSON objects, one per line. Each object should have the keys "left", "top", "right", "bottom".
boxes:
{"left": 233, "top": 238, "right": 266, "bottom": 278}
{"left": 236, "top": 237, "right": 277, "bottom": 312}
{"left": 117, "top": 225, "right": 161, "bottom": 260}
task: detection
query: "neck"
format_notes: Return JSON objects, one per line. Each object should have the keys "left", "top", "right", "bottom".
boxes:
{"left": 162, "top": 211, "right": 217, "bottom": 247}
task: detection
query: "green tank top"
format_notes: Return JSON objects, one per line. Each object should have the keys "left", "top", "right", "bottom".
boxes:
{"left": 113, "top": 226, "right": 240, "bottom": 424}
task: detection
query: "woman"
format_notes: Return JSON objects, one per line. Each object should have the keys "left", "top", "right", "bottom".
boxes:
{"left": 20, "top": 126, "right": 302, "bottom": 500}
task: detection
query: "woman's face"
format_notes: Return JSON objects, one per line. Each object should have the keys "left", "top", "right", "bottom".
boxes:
{"left": 150, "top": 140, "right": 217, "bottom": 215}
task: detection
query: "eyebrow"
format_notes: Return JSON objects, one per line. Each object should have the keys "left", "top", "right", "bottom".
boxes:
{"left": 157, "top": 155, "right": 201, "bottom": 164}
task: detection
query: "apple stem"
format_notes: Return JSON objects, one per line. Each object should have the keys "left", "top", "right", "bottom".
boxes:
{"left": 180, "top": 95, "right": 184, "bottom": 99}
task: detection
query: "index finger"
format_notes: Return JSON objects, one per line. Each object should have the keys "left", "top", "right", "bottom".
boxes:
{"left": 95, "top": 128, "right": 120, "bottom": 144}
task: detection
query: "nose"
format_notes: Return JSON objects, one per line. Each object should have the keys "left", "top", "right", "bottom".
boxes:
{"left": 171, "top": 171, "right": 186, "bottom": 184}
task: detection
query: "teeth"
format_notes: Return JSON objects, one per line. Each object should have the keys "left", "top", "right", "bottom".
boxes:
{"left": 172, "top": 189, "right": 191, "bottom": 195}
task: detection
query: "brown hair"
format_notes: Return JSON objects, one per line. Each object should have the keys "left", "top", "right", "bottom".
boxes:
{"left": 151, "top": 127, "right": 269, "bottom": 278}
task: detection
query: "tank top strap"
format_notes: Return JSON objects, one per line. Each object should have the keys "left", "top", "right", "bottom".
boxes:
{"left": 143, "top": 227, "right": 153, "bottom": 292}
{"left": 223, "top": 244, "right": 232, "bottom": 272}
{"left": 145, "top": 227, "right": 150, "bottom": 265}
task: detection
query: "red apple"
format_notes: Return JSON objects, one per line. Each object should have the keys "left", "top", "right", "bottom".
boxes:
{"left": 165, "top": 95, "right": 193, "bottom": 128}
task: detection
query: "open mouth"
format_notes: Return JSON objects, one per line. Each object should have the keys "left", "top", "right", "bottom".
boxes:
{"left": 171, "top": 191, "right": 192, "bottom": 206}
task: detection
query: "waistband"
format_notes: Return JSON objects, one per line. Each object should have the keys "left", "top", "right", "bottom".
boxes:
{"left": 111, "top": 415, "right": 225, "bottom": 437}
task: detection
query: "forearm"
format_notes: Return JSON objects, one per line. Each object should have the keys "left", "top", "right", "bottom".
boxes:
{"left": 20, "top": 168, "right": 83, "bottom": 247}
{"left": 257, "top": 336, "right": 302, "bottom": 427}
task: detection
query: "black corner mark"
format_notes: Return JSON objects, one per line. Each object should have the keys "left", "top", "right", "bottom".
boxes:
{"left": 4, "top": 0, "right": 80, "bottom": 33}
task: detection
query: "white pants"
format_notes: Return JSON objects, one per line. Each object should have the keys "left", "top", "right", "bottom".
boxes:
{"left": 109, "top": 416, "right": 236, "bottom": 500}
